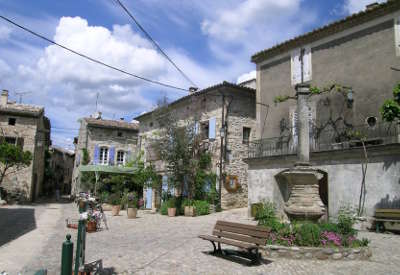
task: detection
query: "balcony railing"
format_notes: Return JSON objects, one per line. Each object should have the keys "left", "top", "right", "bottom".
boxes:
{"left": 248, "top": 123, "right": 399, "bottom": 159}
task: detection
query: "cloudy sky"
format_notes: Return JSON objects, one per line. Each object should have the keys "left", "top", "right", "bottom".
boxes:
{"left": 0, "top": 0, "right": 384, "bottom": 150}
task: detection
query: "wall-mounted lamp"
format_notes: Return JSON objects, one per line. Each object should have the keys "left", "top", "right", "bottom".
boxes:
{"left": 220, "top": 127, "right": 226, "bottom": 138}
{"left": 347, "top": 89, "right": 354, "bottom": 108}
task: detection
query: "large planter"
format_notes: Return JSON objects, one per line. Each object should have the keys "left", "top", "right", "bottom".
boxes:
{"left": 111, "top": 205, "right": 121, "bottom": 216}
{"left": 168, "top": 207, "right": 176, "bottom": 217}
{"left": 102, "top": 203, "right": 113, "bottom": 211}
{"left": 184, "top": 206, "right": 195, "bottom": 217}
{"left": 86, "top": 221, "right": 97, "bottom": 233}
{"left": 127, "top": 207, "right": 138, "bottom": 219}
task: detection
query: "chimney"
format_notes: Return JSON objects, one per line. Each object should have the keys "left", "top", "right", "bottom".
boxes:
{"left": 189, "top": 87, "right": 198, "bottom": 93}
{"left": 366, "top": 2, "right": 379, "bottom": 11}
{"left": 91, "top": 111, "right": 102, "bottom": 119}
{"left": 1, "top": 90, "right": 8, "bottom": 106}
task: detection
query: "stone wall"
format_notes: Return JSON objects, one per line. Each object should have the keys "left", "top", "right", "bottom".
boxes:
{"left": 0, "top": 114, "right": 46, "bottom": 201}
{"left": 246, "top": 144, "right": 400, "bottom": 219}
{"left": 261, "top": 244, "right": 372, "bottom": 261}
{"left": 256, "top": 14, "right": 400, "bottom": 139}
{"left": 137, "top": 87, "right": 256, "bottom": 209}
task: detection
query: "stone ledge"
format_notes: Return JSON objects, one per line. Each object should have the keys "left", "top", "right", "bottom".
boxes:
{"left": 261, "top": 244, "right": 372, "bottom": 261}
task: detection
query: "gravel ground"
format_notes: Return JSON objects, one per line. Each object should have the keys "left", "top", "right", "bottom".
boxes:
{"left": 1, "top": 202, "right": 400, "bottom": 275}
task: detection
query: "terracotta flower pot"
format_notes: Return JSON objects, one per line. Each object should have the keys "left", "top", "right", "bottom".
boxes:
{"left": 168, "top": 207, "right": 176, "bottom": 217}
{"left": 184, "top": 206, "right": 195, "bottom": 217}
{"left": 112, "top": 205, "right": 121, "bottom": 216}
{"left": 127, "top": 207, "right": 138, "bottom": 219}
{"left": 86, "top": 221, "right": 97, "bottom": 232}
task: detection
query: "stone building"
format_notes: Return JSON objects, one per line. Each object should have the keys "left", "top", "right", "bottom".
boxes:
{"left": 0, "top": 90, "right": 50, "bottom": 201}
{"left": 135, "top": 81, "right": 256, "bottom": 210}
{"left": 246, "top": 1, "right": 400, "bottom": 220}
{"left": 48, "top": 146, "right": 75, "bottom": 195}
{"left": 71, "top": 113, "right": 139, "bottom": 194}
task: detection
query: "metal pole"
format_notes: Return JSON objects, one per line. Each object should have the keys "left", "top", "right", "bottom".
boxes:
{"left": 219, "top": 93, "right": 225, "bottom": 210}
{"left": 61, "top": 234, "right": 73, "bottom": 275}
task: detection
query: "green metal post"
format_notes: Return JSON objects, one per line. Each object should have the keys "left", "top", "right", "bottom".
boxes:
{"left": 61, "top": 234, "right": 73, "bottom": 275}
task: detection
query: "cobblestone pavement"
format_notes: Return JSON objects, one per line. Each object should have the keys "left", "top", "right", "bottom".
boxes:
{"left": 1, "top": 202, "right": 400, "bottom": 274}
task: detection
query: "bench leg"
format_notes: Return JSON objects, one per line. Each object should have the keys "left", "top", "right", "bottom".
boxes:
{"left": 249, "top": 248, "right": 260, "bottom": 265}
{"left": 210, "top": 241, "right": 217, "bottom": 254}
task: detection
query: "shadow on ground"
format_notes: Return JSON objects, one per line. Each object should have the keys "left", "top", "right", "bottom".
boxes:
{"left": 0, "top": 208, "right": 36, "bottom": 247}
{"left": 202, "top": 249, "right": 273, "bottom": 266}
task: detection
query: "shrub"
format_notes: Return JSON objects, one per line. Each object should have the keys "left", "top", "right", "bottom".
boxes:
{"left": 108, "top": 193, "right": 121, "bottom": 205}
{"left": 194, "top": 200, "right": 209, "bottom": 216}
{"left": 294, "top": 223, "right": 321, "bottom": 247}
{"left": 337, "top": 206, "right": 356, "bottom": 236}
{"left": 99, "top": 191, "right": 109, "bottom": 204}
{"left": 166, "top": 197, "right": 176, "bottom": 208}
{"left": 160, "top": 202, "right": 168, "bottom": 215}
{"left": 255, "top": 201, "right": 283, "bottom": 232}
{"left": 318, "top": 222, "right": 339, "bottom": 233}
{"left": 127, "top": 192, "right": 138, "bottom": 208}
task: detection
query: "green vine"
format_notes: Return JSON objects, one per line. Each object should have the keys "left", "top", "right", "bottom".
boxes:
{"left": 273, "top": 95, "right": 290, "bottom": 104}
{"left": 380, "top": 82, "right": 400, "bottom": 122}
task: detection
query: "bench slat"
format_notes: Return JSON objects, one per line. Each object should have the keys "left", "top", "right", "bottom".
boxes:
{"left": 212, "top": 230, "right": 266, "bottom": 245}
{"left": 216, "top": 220, "right": 270, "bottom": 233}
{"left": 214, "top": 224, "right": 269, "bottom": 238}
{"left": 199, "top": 235, "right": 256, "bottom": 249}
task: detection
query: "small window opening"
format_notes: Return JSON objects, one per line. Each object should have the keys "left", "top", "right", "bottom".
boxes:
{"left": 200, "top": 121, "right": 209, "bottom": 140}
{"left": 8, "top": 118, "right": 16, "bottom": 125}
{"left": 243, "top": 127, "right": 251, "bottom": 144}
{"left": 149, "top": 122, "right": 153, "bottom": 127}
{"left": 117, "top": 131, "right": 123, "bottom": 137}
{"left": 5, "top": 137, "right": 16, "bottom": 145}
{"left": 366, "top": 116, "right": 377, "bottom": 128}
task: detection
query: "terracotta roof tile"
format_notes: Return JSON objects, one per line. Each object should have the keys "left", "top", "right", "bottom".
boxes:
{"left": 84, "top": 117, "right": 139, "bottom": 131}
{"left": 0, "top": 102, "right": 44, "bottom": 117}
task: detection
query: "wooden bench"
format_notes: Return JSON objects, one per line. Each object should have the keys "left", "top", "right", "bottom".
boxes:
{"left": 199, "top": 220, "right": 270, "bottom": 264}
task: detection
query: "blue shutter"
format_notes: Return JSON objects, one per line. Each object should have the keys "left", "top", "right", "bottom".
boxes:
{"left": 194, "top": 121, "right": 199, "bottom": 135}
{"left": 93, "top": 145, "right": 99, "bottom": 165}
{"left": 209, "top": 117, "right": 216, "bottom": 139}
{"left": 109, "top": 147, "right": 115, "bottom": 165}
{"left": 127, "top": 150, "right": 132, "bottom": 162}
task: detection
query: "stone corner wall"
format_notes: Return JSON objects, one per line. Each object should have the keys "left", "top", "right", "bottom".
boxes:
{"left": 261, "top": 244, "right": 372, "bottom": 261}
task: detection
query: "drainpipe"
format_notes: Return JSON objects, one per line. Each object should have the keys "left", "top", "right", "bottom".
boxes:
{"left": 218, "top": 92, "right": 225, "bottom": 210}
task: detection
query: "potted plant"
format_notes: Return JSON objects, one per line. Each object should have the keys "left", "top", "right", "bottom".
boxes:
{"left": 184, "top": 199, "right": 195, "bottom": 217}
{"left": 109, "top": 193, "right": 121, "bottom": 216}
{"left": 127, "top": 192, "right": 138, "bottom": 219}
{"left": 100, "top": 191, "right": 112, "bottom": 211}
{"left": 167, "top": 197, "right": 177, "bottom": 217}
{"left": 86, "top": 212, "right": 98, "bottom": 233}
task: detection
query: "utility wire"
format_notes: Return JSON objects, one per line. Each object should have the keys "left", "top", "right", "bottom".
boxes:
{"left": 0, "top": 15, "right": 189, "bottom": 92}
{"left": 113, "top": 0, "right": 197, "bottom": 88}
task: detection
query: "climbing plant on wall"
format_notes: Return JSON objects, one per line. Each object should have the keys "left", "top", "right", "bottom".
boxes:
{"left": 380, "top": 82, "right": 400, "bottom": 123}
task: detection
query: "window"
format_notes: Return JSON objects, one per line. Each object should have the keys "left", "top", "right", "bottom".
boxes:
{"left": 117, "top": 131, "right": 123, "bottom": 137}
{"left": 8, "top": 118, "right": 16, "bottom": 126}
{"left": 116, "top": 151, "right": 125, "bottom": 166}
{"left": 149, "top": 122, "right": 153, "bottom": 127}
{"left": 366, "top": 116, "right": 377, "bottom": 128}
{"left": 200, "top": 121, "right": 209, "bottom": 140}
{"left": 5, "top": 137, "right": 16, "bottom": 145}
{"left": 243, "top": 127, "right": 251, "bottom": 144}
{"left": 99, "top": 147, "right": 108, "bottom": 165}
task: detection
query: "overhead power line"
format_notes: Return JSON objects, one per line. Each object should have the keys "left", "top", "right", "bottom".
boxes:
{"left": 113, "top": 0, "right": 197, "bottom": 88}
{"left": 0, "top": 15, "right": 189, "bottom": 92}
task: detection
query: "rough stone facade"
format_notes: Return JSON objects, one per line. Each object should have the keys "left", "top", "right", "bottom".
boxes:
{"left": 135, "top": 82, "right": 256, "bottom": 210}
{"left": 0, "top": 90, "right": 50, "bottom": 201}
{"left": 71, "top": 114, "right": 139, "bottom": 194}
{"left": 248, "top": 5, "right": 400, "bottom": 220}
{"left": 49, "top": 146, "right": 75, "bottom": 194}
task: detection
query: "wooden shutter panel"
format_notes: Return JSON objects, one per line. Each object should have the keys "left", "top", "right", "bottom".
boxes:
{"left": 209, "top": 117, "right": 216, "bottom": 139}
{"left": 93, "top": 145, "right": 99, "bottom": 164}
{"left": 291, "top": 48, "right": 301, "bottom": 86}
{"left": 303, "top": 46, "right": 312, "bottom": 82}
{"left": 109, "top": 147, "right": 115, "bottom": 165}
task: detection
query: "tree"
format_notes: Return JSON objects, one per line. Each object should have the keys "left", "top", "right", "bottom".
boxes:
{"left": 380, "top": 82, "right": 400, "bottom": 122}
{"left": 0, "top": 141, "right": 32, "bottom": 186}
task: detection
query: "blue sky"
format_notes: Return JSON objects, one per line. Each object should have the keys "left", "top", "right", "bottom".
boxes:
{"left": 0, "top": 0, "right": 383, "bottom": 150}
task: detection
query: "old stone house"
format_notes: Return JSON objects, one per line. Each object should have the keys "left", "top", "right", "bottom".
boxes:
{"left": 246, "top": 1, "right": 400, "bottom": 221}
{"left": 135, "top": 81, "right": 256, "bottom": 210}
{"left": 71, "top": 113, "right": 139, "bottom": 194}
{"left": 48, "top": 146, "right": 75, "bottom": 195}
{"left": 0, "top": 90, "right": 51, "bottom": 201}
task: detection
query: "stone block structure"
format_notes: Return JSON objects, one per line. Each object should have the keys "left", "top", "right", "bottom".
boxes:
{"left": 48, "top": 146, "right": 75, "bottom": 195}
{"left": 135, "top": 81, "right": 256, "bottom": 210}
{"left": 247, "top": 1, "right": 400, "bottom": 220}
{"left": 71, "top": 113, "right": 139, "bottom": 194}
{"left": 0, "top": 90, "right": 50, "bottom": 201}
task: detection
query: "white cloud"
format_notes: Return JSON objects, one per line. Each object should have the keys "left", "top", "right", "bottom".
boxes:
{"left": 0, "top": 58, "right": 12, "bottom": 78}
{"left": 0, "top": 25, "right": 11, "bottom": 41}
{"left": 343, "top": 0, "right": 386, "bottom": 14}
{"left": 237, "top": 70, "right": 256, "bottom": 84}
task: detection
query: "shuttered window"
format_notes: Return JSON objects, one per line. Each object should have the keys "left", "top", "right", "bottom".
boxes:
{"left": 117, "top": 151, "right": 125, "bottom": 166}
{"left": 99, "top": 147, "right": 108, "bottom": 165}
{"left": 209, "top": 117, "right": 216, "bottom": 139}
{"left": 291, "top": 46, "right": 312, "bottom": 85}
